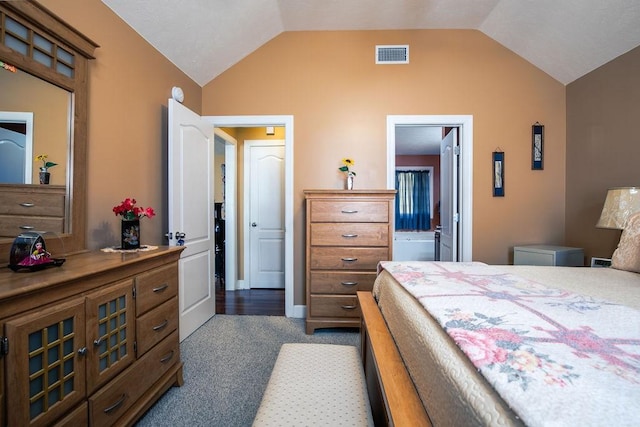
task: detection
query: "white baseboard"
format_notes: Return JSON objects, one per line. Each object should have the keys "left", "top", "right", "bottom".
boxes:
{"left": 289, "top": 304, "right": 306, "bottom": 319}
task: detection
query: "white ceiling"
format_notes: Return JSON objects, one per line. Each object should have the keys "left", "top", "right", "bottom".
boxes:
{"left": 102, "top": 0, "right": 640, "bottom": 87}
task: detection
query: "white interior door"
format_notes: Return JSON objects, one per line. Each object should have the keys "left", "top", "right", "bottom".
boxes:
{"left": 168, "top": 99, "right": 216, "bottom": 341}
{"left": 439, "top": 128, "right": 458, "bottom": 261}
{"left": 246, "top": 141, "right": 285, "bottom": 289}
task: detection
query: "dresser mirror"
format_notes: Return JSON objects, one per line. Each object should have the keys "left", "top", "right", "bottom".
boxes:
{"left": 0, "top": 67, "right": 71, "bottom": 186}
{"left": 0, "top": 0, "right": 98, "bottom": 260}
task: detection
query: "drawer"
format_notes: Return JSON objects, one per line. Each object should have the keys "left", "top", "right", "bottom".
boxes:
{"left": 89, "top": 331, "right": 179, "bottom": 427}
{"left": 136, "top": 297, "right": 178, "bottom": 356}
{"left": 135, "top": 264, "right": 179, "bottom": 315}
{"left": 0, "top": 215, "right": 64, "bottom": 237}
{"left": 310, "top": 200, "right": 389, "bottom": 223}
{"left": 53, "top": 402, "right": 88, "bottom": 426}
{"left": 310, "top": 223, "right": 389, "bottom": 247}
{"left": 0, "top": 191, "right": 65, "bottom": 216}
{"left": 309, "top": 271, "right": 376, "bottom": 294}
{"left": 309, "top": 295, "right": 361, "bottom": 318}
{"left": 310, "top": 247, "right": 389, "bottom": 270}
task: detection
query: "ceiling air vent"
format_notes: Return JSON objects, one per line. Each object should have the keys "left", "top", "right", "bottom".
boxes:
{"left": 376, "top": 45, "right": 409, "bottom": 64}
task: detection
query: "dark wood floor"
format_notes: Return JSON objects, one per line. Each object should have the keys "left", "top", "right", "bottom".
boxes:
{"left": 215, "top": 279, "right": 285, "bottom": 315}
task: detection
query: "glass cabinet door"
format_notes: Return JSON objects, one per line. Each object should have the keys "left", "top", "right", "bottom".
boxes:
{"left": 4, "top": 297, "right": 87, "bottom": 427}
{"left": 85, "top": 279, "right": 135, "bottom": 394}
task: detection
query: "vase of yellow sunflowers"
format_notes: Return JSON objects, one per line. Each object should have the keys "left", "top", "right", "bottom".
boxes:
{"left": 35, "top": 154, "right": 57, "bottom": 185}
{"left": 339, "top": 158, "right": 356, "bottom": 190}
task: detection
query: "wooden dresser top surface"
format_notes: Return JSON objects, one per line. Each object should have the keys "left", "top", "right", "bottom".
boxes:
{"left": 0, "top": 246, "right": 184, "bottom": 302}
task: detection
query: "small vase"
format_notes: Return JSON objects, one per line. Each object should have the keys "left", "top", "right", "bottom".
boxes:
{"left": 346, "top": 174, "right": 354, "bottom": 190}
{"left": 39, "top": 168, "right": 50, "bottom": 185}
{"left": 121, "top": 219, "right": 141, "bottom": 249}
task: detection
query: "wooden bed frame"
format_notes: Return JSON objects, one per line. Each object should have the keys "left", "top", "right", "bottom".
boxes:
{"left": 357, "top": 291, "right": 431, "bottom": 427}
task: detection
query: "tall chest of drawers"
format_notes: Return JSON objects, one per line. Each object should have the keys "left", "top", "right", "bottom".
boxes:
{"left": 305, "top": 190, "right": 395, "bottom": 334}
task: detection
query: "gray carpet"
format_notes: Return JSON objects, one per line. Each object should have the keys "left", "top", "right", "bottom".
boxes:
{"left": 134, "top": 315, "right": 360, "bottom": 426}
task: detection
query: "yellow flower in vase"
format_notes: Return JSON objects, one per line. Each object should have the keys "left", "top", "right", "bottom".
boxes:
{"left": 339, "top": 158, "right": 356, "bottom": 189}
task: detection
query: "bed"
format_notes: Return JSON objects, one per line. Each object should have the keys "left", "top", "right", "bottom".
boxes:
{"left": 358, "top": 219, "right": 640, "bottom": 426}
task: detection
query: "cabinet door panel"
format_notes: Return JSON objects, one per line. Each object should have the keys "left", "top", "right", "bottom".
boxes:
{"left": 85, "top": 279, "right": 135, "bottom": 395}
{"left": 4, "top": 298, "right": 86, "bottom": 427}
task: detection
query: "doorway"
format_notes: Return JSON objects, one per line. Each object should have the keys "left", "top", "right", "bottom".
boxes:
{"left": 205, "top": 115, "right": 298, "bottom": 318}
{"left": 387, "top": 115, "right": 473, "bottom": 262}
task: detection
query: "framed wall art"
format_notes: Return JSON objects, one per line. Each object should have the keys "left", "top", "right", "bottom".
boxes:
{"left": 493, "top": 150, "right": 504, "bottom": 197}
{"left": 532, "top": 122, "right": 544, "bottom": 170}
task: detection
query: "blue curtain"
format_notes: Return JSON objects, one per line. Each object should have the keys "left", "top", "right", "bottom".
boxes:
{"left": 395, "top": 170, "right": 431, "bottom": 231}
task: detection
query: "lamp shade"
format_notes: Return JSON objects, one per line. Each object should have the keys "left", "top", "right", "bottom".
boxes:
{"left": 596, "top": 187, "right": 640, "bottom": 229}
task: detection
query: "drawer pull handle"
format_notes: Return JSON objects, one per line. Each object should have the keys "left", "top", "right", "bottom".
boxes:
{"left": 341, "top": 234, "right": 358, "bottom": 238}
{"left": 152, "top": 284, "right": 169, "bottom": 293}
{"left": 341, "top": 305, "right": 357, "bottom": 310}
{"left": 160, "top": 350, "right": 175, "bottom": 363}
{"left": 341, "top": 257, "right": 358, "bottom": 262}
{"left": 341, "top": 209, "right": 359, "bottom": 214}
{"left": 19, "top": 225, "right": 35, "bottom": 230}
{"left": 153, "top": 319, "right": 169, "bottom": 331}
{"left": 341, "top": 281, "right": 358, "bottom": 286}
{"left": 104, "top": 394, "right": 127, "bottom": 414}
{"left": 19, "top": 203, "right": 35, "bottom": 207}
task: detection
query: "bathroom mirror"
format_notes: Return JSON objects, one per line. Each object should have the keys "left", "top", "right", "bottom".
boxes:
{"left": 0, "top": 0, "right": 98, "bottom": 260}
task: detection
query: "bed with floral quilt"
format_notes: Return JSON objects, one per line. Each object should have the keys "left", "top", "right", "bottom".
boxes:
{"left": 363, "top": 260, "right": 640, "bottom": 426}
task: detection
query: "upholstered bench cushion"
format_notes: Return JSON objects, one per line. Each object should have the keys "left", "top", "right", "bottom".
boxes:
{"left": 253, "top": 343, "right": 373, "bottom": 427}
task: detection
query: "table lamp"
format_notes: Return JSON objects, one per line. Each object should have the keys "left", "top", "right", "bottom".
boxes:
{"left": 596, "top": 187, "right": 640, "bottom": 230}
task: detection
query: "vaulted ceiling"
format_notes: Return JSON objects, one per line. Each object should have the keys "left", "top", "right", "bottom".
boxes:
{"left": 102, "top": 0, "right": 640, "bottom": 87}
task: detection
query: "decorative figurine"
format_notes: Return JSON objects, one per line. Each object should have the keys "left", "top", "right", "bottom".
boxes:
{"left": 8, "top": 232, "right": 65, "bottom": 272}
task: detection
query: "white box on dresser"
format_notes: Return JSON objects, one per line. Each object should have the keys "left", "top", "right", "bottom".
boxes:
{"left": 304, "top": 190, "right": 395, "bottom": 334}
{"left": 513, "top": 244, "right": 584, "bottom": 266}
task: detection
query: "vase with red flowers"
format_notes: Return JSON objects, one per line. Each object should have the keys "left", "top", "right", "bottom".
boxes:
{"left": 112, "top": 198, "right": 155, "bottom": 249}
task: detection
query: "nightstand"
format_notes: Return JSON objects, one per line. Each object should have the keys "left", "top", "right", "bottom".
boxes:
{"left": 513, "top": 245, "right": 584, "bottom": 266}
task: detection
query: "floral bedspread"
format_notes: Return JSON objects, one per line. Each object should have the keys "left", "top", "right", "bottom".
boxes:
{"left": 378, "top": 261, "right": 640, "bottom": 426}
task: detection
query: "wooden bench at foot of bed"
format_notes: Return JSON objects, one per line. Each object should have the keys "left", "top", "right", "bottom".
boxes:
{"left": 358, "top": 291, "right": 431, "bottom": 427}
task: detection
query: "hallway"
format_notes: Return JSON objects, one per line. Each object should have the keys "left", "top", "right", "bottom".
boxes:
{"left": 215, "top": 279, "right": 284, "bottom": 315}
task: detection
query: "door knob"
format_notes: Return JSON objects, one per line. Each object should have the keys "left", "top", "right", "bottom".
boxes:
{"left": 251, "top": 222, "right": 257, "bottom": 227}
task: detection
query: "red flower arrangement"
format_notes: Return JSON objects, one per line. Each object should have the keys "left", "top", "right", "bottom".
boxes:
{"left": 112, "top": 198, "right": 155, "bottom": 220}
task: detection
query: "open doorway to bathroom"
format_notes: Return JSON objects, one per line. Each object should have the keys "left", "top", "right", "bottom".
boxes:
{"left": 387, "top": 115, "right": 474, "bottom": 262}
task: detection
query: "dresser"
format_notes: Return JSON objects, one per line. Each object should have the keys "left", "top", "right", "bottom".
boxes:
{"left": 0, "top": 246, "right": 184, "bottom": 426}
{"left": 305, "top": 190, "right": 395, "bottom": 334}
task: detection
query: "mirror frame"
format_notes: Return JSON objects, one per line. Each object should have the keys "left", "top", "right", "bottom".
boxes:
{"left": 0, "top": 0, "right": 98, "bottom": 260}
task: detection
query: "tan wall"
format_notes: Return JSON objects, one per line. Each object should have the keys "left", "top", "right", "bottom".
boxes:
{"left": 40, "top": 0, "right": 201, "bottom": 249}
{"left": 566, "top": 45, "right": 640, "bottom": 261}
{"left": 203, "top": 30, "right": 567, "bottom": 304}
